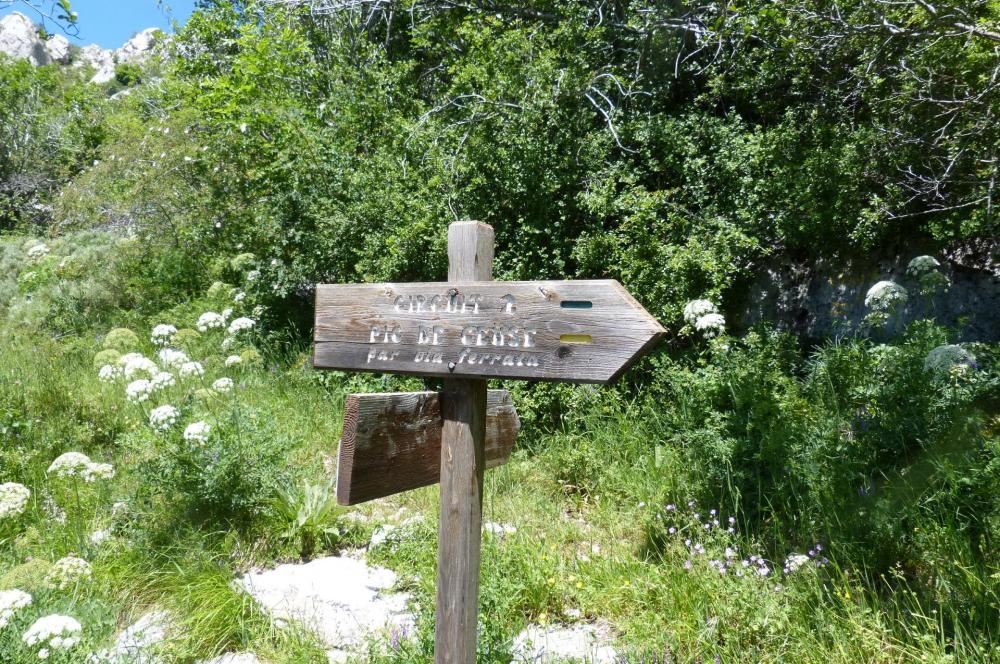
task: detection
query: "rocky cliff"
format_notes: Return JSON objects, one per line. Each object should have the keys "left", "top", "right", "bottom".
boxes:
{"left": 0, "top": 12, "right": 163, "bottom": 83}
{"left": 737, "top": 238, "right": 1000, "bottom": 342}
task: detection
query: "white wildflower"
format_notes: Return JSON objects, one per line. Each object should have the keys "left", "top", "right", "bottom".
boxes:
{"left": 0, "top": 483, "right": 31, "bottom": 519}
{"left": 47, "top": 557, "right": 92, "bottom": 590}
{"left": 784, "top": 553, "right": 810, "bottom": 572}
{"left": 149, "top": 405, "right": 180, "bottom": 431}
{"left": 178, "top": 361, "right": 204, "bottom": 378}
{"left": 695, "top": 313, "right": 726, "bottom": 337}
{"left": 224, "top": 355, "right": 242, "bottom": 367}
{"left": 157, "top": 348, "right": 189, "bottom": 369}
{"left": 683, "top": 299, "right": 718, "bottom": 325}
{"left": 183, "top": 421, "right": 211, "bottom": 444}
{"left": 221, "top": 308, "right": 233, "bottom": 320}
{"left": 80, "top": 462, "right": 114, "bottom": 483}
{"left": 27, "top": 244, "right": 50, "bottom": 262}
{"left": 119, "top": 353, "right": 158, "bottom": 379}
{"left": 864, "top": 280, "right": 908, "bottom": 312}
{"left": 228, "top": 317, "right": 255, "bottom": 335}
{"left": 221, "top": 336, "right": 235, "bottom": 350}
{"left": 89, "top": 529, "right": 111, "bottom": 546}
{"left": 906, "top": 255, "right": 941, "bottom": 278}
{"left": 233, "top": 291, "right": 246, "bottom": 302}
{"left": 0, "top": 589, "right": 32, "bottom": 630}
{"left": 47, "top": 452, "right": 92, "bottom": 478}
{"left": 150, "top": 324, "right": 178, "bottom": 346}
{"left": 196, "top": 312, "right": 225, "bottom": 332}
{"left": 212, "top": 377, "right": 233, "bottom": 393}
{"left": 150, "top": 371, "right": 176, "bottom": 391}
{"left": 125, "top": 379, "right": 153, "bottom": 404}
{"left": 924, "top": 345, "right": 976, "bottom": 377}
{"left": 97, "top": 365, "right": 121, "bottom": 383}
{"left": 21, "top": 614, "right": 82, "bottom": 651}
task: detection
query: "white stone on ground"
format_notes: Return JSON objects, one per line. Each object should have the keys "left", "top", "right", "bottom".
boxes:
{"left": 483, "top": 522, "right": 517, "bottom": 540}
{"left": 105, "top": 610, "right": 172, "bottom": 663}
{"left": 511, "top": 622, "right": 617, "bottom": 663}
{"left": 237, "top": 553, "right": 415, "bottom": 659}
{"left": 197, "top": 654, "right": 264, "bottom": 664}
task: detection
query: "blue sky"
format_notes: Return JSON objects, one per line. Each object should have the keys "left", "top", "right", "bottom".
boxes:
{"left": 1, "top": 0, "right": 197, "bottom": 48}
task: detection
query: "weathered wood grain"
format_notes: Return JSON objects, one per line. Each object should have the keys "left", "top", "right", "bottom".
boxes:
{"left": 314, "top": 279, "right": 666, "bottom": 384}
{"left": 436, "top": 220, "right": 492, "bottom": 664}
{"left": 335, "top": 389, "right": 520, "bottom": 506}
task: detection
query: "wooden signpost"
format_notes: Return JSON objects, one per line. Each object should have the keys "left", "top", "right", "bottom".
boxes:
{"left": 313, "top": 221, "right": 664, "bottom": 663}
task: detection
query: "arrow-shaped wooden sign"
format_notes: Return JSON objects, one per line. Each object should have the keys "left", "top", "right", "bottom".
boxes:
{"left": 336, "top": 390, "right": 520, "bottom": 506}
{"left": 314, "top": 280, "right": 665, "bottom": 384}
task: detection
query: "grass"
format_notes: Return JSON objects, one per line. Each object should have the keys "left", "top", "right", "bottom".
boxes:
{"left": 0, "top": 232, "right": 998, "bottom": 662}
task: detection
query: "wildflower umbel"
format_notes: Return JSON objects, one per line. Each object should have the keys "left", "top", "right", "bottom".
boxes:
{"left": 864, "top": 280, "right": 908, "bottom": 312}
{"left": 21, "top": 614, "right": 82, "bottom": 652}
{"left": 0, "top": 482, "right": 31, "bottom": 519}
{"left": 183, "top": 421, "right": 211, "bottom": 444}
{"left": 196, "top": 312, "right": 226, "bottom": 332}
{"left": 213, "top": 377, "right": 233, "bottom": 393}
{"left": 126, "top": 378, "right": 153, "bottom": 403}
{"left": 47, "top": 452, "right": 114, "bottom": 483}
{"left": 98, "top": 365, "right": 122, "bottom": 382}
{"left": 47, "top": 557, "right": 92, "bottom": 590}
{"left": 906, "top": 255, "right": 941, "bottom": 277}
{"left": 150, "top": 324, "right": 178, "bottom": 346}
{"left": 228, "top": 317, "right": 255, "bottom": 335}
{"left": 178, "top": 361, "right": 205, "bottom": 378}
{"left": 157, "top": 348, "right": 190, "bottom": 369}
{"left": 120, "top": 353, "right": 159, "bottom": 379}
{"left": 924, "top": 345, "right": 977, "bottom": 377}
{"left": 47, "top": 452, "right": 91, "bottom": 478}
{"left": 149, "top": 405, "right": 180, "bottom": 431}
{"left": 683, "top": 299, "right": 718, "bottom": 325}
{"left": 0, "top": 589, "right": 32, "bottom": 630}
{"left": 695, "top": 313, "right": 726, "bottom": 337}
{"left": 151, "top": 371, "right": 176, "bottom": 391}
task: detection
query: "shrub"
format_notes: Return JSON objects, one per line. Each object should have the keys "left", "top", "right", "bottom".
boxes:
{"left": 114, "top": 63, "right": 142, "bottom": 87}
{"left": 133, "top": 405, "right": 291, "bottom": 532}
{"left": 102, "top": 328, "right": 140, "bottom": 353}
{"left": 91, "top": 349, "right": 121, "bottom": 370}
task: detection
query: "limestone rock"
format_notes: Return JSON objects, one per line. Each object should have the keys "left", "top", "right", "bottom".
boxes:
{"left": 105, "top": 610, "right": 172, "bottom": 663}
{"left": 116, "top": 27, "right": 161, "bottom": 64}
{"left": 511, "top": 622, "right": 618, "bottom": 663}
{"left": 75, "top": 43, "right": 115, "bottom": 83}
{"left": 237, "top": 554, "right": 415, "bottom": 656}
{"left": 737, "top": 240, "right": 1000, "bottom": 343}
{"left": 44, "top": 34, "right": 70, "bottom": 63}
{"left": 0, "top": 12, "right": 51, "bottom": 66}
{"left": 197, "top": 654, "right": 265, "bottom": 664}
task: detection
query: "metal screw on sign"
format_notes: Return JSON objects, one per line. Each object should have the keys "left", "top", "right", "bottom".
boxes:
{"left": 313, "top": 221, "right": 665, "bottom": 662}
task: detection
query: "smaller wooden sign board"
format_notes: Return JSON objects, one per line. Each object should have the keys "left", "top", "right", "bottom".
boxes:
{"left": 336, "top": 390, "right": 520, "bottom": 506}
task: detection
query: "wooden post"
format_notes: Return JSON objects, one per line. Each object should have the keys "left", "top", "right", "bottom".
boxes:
{"left": 435, "top": 221, "right": 494, "bottom": 662}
